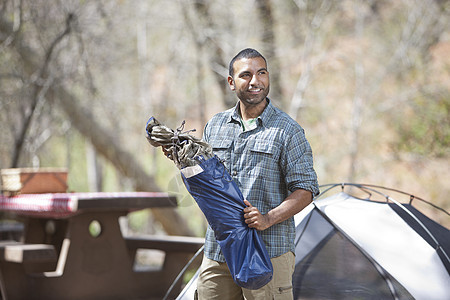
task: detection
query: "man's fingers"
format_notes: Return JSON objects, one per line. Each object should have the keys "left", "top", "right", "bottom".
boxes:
{"left": 243, "top": 199, "right": 252, "bottom": 207}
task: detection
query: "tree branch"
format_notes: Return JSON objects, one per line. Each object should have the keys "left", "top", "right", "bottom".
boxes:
{"left": 11, "top": 13, "right": 73, "bottom": 167}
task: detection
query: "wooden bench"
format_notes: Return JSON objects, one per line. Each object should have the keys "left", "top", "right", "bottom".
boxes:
{"left": 0, "top": 222, "right": 24, "bottom": 241}
{"left": 0, "top": 240, "right": 58, "bottom": 293}
{"left": 0, "top": 241, "right": 57, "bottom": 264}
{"left": 125, "top": 235, "right": 204, "bottom": 298}
{"left": 125, "top": 235, "right": 204, "bottom": 253}
{"left": 125, "top": 235, "right": 204, "bottom": 273}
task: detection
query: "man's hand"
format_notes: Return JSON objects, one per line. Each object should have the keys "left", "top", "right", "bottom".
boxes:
{"left": 243, "top": 189, "right": 312, "bottom": 231}
{"left": 243, "top": 200, "right": 271, "bottom": 231}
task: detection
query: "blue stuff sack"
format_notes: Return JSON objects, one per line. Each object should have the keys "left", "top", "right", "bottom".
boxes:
{"left": 181, "top": 155, "right": 273, "bottom": 290}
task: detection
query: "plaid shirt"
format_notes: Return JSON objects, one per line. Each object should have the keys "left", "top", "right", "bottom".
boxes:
{"left": 203, "top": 99, "right": 319, "bottom": 262}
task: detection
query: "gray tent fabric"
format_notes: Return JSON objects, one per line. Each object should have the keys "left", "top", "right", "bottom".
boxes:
{"left": 176, "top": 185, "right": 450, "bottom": 300}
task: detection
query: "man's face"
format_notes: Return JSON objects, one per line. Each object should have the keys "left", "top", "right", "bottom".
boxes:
{"left": 228, "top": 57, "right": 270, "bottom": 107}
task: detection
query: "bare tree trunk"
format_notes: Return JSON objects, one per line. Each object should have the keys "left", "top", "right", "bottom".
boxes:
{"left": 10, "top": 14, "right": 73, "bottom": 167}
{"left": 180, "top": 1, "right": 234, "bottom": 108}
{"left": 178, "top": 1, "right": 211, "bottom": 128}
{"left": 288, "top": 0, "right": 332, "bottom": 120}
{"left": 196, "top": 45, "right": 207, "bottom": 129}
{"left": 257, "top": 0, "right": 283, "bottom": 105}
{"left": 0, "top": 14, "right": 194, "bottom": 237}
{"left": 86, "top": 141, "right": 103, "bottom": 192}
{"left": 349, "top": 1, "right": 365, "bottom": 182}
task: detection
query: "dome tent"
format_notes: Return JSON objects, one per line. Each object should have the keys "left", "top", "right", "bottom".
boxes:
{"left": 293, "top": 184, "right": 449, "bottom": 300}
{"left": 176, "top": 184, "right": 450, "bottom": 300}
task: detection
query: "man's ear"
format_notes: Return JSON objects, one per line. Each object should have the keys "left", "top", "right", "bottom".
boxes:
{"left": 227, "top": 76, "right": 235, "bottom": 91}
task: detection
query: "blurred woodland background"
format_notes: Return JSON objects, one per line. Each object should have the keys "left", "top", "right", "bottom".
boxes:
{"left": 0, "top": 0, "right": 449, "bottom": 235}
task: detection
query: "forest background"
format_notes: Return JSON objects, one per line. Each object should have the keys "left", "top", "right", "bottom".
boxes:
{"left": 0, "top": 0, "right": 449, "bottom": 236}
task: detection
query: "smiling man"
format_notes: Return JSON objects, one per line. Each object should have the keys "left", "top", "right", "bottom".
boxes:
{"left": 197, "top": 48, "right": 319, "bottom": 300}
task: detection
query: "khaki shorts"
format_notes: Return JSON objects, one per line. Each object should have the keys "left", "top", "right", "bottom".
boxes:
{"left": 196, "top": 251, "right": 295, "bottom": 300}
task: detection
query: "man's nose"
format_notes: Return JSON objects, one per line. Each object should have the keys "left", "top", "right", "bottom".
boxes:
{"left": 250, "top": 74, "right": 259, "bottom": 85}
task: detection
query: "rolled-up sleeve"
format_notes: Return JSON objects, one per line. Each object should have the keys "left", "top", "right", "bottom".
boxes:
{"left": 282, "top": 128, "right": 319, "bottom": 196}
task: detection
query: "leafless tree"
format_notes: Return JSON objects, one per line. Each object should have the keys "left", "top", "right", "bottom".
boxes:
{"left": 0, "top": 1, "right": 193, "bottom": 236}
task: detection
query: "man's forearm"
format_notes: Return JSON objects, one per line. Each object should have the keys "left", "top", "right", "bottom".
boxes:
{"left": 244, "top": 189, "right": 313, "bottom": 230}
{"left": 266, "top": 189, "right": 312, "bottom": 227}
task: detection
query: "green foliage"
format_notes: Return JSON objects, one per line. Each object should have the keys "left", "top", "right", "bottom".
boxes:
{"left": 128, "top": 209, "right": 152, "bottom": 233}
{"left": 65, "top": 133, "right": 89, "bottom": 192}
{"left": 394, "top": 92, "right": 450, "bottom": 157}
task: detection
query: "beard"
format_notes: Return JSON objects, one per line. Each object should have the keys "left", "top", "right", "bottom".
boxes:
{"left": 236, "top": 85, "right": 270, "bottom": 107}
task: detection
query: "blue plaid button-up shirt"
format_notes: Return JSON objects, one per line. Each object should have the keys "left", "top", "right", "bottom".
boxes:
{"left": 203, "top": 99, "right": 319, "bottom": 262}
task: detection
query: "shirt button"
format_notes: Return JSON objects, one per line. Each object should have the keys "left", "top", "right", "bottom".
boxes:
{"left": 232, "top": 171, "right": 238, "bottom": 176}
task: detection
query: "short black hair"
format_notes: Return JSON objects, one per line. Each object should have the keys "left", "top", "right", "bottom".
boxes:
{"left": 229, "top": 48, "right": 267, "bottom": 78}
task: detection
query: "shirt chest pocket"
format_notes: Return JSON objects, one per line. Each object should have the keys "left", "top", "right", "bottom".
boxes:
{"left": 210, "top": 139, "right": 233, "bottom": 164}
{"left": 248, "top": 140, "right": 280, "bottom": 175}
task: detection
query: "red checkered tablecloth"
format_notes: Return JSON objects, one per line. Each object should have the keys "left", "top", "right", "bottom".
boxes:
{"left": 0, "top": 192, "right": 175, "bottom": 218}
{"left": 0, "top": 193, "right": 78, "bottom": 218}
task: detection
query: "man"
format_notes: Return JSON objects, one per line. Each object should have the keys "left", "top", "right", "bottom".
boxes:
{"left": 197, "top": 48, "right": 319, "bottom": 299}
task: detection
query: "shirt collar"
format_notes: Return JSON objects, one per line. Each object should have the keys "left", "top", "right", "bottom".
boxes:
{"left": 229, "top": 98, "right": 276, "bottom": 127}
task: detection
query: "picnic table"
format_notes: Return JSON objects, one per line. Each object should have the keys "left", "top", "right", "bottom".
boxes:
{"left": 0, "top": 192, "right": 204, "bottom": 300}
